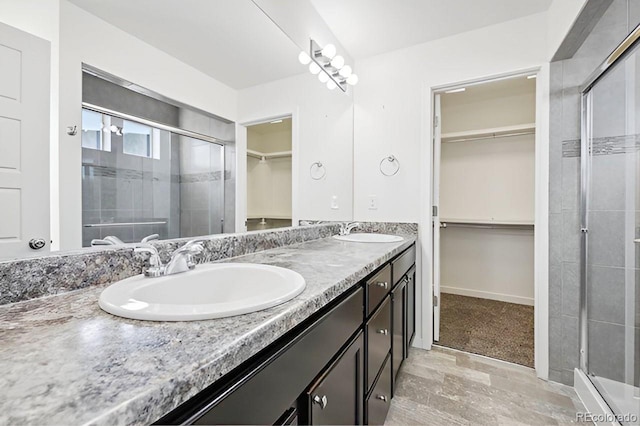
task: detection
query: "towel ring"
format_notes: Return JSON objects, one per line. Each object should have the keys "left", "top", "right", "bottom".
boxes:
{"left": 310, "top": 161, "right": 326, "bottom": 180}
{"left": 380, "top": 155, "right": 400, "bottom": 176}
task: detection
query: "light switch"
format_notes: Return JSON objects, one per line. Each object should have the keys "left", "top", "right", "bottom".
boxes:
{"left": 368, "top": 195, "right": 377, "bottom": 210}
{"left": 331, "top": 195, "right": 339, "bottom": 210}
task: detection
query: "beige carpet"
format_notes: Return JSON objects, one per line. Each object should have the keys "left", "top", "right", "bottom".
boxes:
{"left": 438, "top": 293, "right": 534, "bottom": 367}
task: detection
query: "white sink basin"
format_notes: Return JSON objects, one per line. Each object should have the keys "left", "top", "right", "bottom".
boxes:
{"left": 333, "top": 233, "right": 404, "bottom": 243}
{"left": 98, "top": 263, "right": 306, "bottom": 321}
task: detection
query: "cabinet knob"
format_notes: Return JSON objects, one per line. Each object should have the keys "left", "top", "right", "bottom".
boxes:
{"left": 376, "top": 282, "right": 388, "bottom": 289}
{"left": 377, "top": 329, "right": 388, "bottom": 335}
{"left": 313, "top": 395, "right": 328, "bottom": 409}
{"left": 376, "top": 395, "right": 388, "bottom": 402}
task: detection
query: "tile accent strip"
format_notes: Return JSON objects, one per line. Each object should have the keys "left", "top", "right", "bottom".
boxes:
{"left": 561, "top": 133, "right": 640, "bottom": 158}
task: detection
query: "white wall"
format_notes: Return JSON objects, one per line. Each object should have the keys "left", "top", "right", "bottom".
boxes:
{"left": 238, "top": 73, "right": 354, "bottom": 223}
{"left": 353, "top": 12, "right": 551, "bottom": 353}
{"left": 441, "top": 227, "right": 535, "bottom": 305}
{"left": 247, "top": 157, "right": 293, "bottom": 219}
{"left": 0, "top": 0, "right": 61, "bottom": 249}
{"left": 57, "top": 0, "right": 238, "bottom": 250}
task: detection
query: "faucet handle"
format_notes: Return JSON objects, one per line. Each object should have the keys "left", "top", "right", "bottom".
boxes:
{"left": 134, "top": 244, "right": 164, "bottom": 276}
{"left": 174, "top": 240, "right": 204, "bottom": 255}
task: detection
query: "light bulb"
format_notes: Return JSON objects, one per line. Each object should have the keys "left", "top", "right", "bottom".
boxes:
{"left": 338, "top": 65, "right": 352, "bottom": 78}
{"left": 318, "top": 72, "right": 329, "bottom": 83}
{"left": 326, "top": 80, "right": 337, "bottom": 90}
{"left": 321, "top": 43, "right": 336, "bottom": 59}
{"left": 346, "top": 74, "right": 359, "bottom": 85}
{"left": 309, "top": 62, "right": 321, "bottom": 75}
{"left": 298, "top": 51, "right": 311, "bottom": 65}
{"left": 330, "top": 55, "right": 345, "bottom": 69}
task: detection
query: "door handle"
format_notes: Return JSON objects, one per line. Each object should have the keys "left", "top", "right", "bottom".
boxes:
{"left": 29, "top": 238, "right": 46, "bottom": 250}
{"left": 376, "top": 395, "right": 388, "bottom": 402}
{"left": 377, "top": 329, "right": 389, "bottom": 335}
{"left": 312, "top": 395, "right": 328, "bottom": 409}
{"left": 375, "top": 282, "right": 388, "bottom": 289}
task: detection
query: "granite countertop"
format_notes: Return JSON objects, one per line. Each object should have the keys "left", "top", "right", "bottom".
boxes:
{"left": 0, "top": 234, "right": 416, "bottom": 425}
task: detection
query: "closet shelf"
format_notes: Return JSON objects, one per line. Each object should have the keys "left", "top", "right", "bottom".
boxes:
{"left": 440, "top": 218, "right": 534, "bottom": 230}
{"left": 441, "top": 123, "right": 535, "bottom": 143}
{"left": 247, "top": 149, "right": 292, "bottom": 160}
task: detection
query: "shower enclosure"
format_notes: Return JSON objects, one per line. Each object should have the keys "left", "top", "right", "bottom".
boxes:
{"left": 580, "top": 26, "right": 640, "bottom": 424}
{"left": 81, "top": 108, "right": 225, "bottom": 247}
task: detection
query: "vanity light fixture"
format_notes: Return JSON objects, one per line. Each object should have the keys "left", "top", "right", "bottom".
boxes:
{"left": 270, "top": 119, "right": 283, "bottom": 124}
{"left": 444, "top": 87, "right": 466, "bottom": 94}
{"left": 527, "top": 74, "right": 537, "bottom": 79}
{"left": 299, "top": 39, "right": 357, "bottom": 92}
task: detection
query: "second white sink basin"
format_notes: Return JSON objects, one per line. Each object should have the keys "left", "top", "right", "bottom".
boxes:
{"left": 98, "top": 263, "right": 306, "bottom": 321}
{"left": 333, "top": 233, "right": 404, "bottom": 243}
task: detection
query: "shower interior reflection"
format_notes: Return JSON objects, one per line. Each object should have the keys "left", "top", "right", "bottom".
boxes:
{"left": 81, "top": 109, "right": 225, "bottom": 247}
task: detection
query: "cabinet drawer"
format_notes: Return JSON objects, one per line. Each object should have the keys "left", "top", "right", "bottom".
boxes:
{"left": 392, "top": 245, "right": 415, "bottom": 284}
{"left": 366, "top": 264, "right": 391, "bottom": 316}
{"left": 366, "top": 355, "right": 392, "bottom": 426}
{"left": 366, "top": 296, "right": 391, "bottom": 390}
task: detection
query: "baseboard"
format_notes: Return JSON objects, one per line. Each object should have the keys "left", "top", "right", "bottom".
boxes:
{"left": 574, "top": 369, "right": 618, "bottom": 426}
{"left": 441, "top": 285, "right": 534, "bottom": 306}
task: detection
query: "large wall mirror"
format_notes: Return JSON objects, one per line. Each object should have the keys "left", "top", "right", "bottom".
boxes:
{"left": 0, "top": 0, "right": 355, "bottom": 261}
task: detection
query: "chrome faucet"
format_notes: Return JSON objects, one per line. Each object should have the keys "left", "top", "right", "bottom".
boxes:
{"left": 134, "top": 240, "right": 204, "bottom": 277}
{"left": 339, "top": 222, "right": 360, "bottom": 236}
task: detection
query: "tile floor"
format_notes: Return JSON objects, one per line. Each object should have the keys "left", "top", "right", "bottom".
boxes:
{"left": 385, "top": 346, "right": 590, "bottom": 425}
{"left": 439, "top": 293, "right": 535, "bottom": 367}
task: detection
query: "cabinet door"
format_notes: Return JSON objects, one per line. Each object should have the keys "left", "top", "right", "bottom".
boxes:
{"left": 405, "top": 267, "right": 416, "bottom": 354}
{"left": 391, "top": 279, "right": 406, "bottom": 392}
{"left": 307, "top": 333, "right": 364, "bottom": 425}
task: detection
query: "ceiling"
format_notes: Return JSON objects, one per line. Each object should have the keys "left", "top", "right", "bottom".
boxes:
{"left": 68, "top": 0, "right": 302, "bottom": 90}
{"left": 248, "top": 118, "right": 293, "bottom": 135}
{"left": 309, "top": 0, "right": 554, "bottom": 59}
{"left": 68, "top": 0, "right": 553, "bottom": 89}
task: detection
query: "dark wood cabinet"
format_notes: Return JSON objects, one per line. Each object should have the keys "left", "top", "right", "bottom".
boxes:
{"left": 306, "top": 333, "right": 364, "bottom": 425}
{"left": 366, "top": 296, "right": 391, "bottom": 390}
{"left": 156, "top": 243, "right": 415, "bottom": 426}
{"left": 406, "top": 266, "right": 416, "bottom": 353}
{"left": 366, "top": 264, "right": 391, "bottom": 316}
{"left": 366, "top": 355, "right": 392, "bottom": 426}
{"left": 391, "top": 278, "right": 406, "bottom": 393}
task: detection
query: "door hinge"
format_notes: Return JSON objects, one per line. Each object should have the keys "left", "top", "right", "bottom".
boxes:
{"left": 433, "top": 295, "right": 439, "bottom": 307}
{"left": 432, "top": 205, "right": 438, "bottom": 217}
{"left": 434, "top": 115, "right": 440, "bottom": 128}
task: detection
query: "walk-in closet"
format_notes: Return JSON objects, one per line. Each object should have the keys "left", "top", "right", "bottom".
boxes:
{"left": 246, "top": 118, "right": 293, "bottom": 231}
{"left": 433, "top": 76, "right": 536, "bottom": 366}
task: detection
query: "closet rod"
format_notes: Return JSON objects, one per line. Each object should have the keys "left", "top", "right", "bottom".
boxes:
{"left": 444, "top": 130, "right": 535, "bottom": 144}
{"left": 440, "top": 222, "right": 534, "bottom": 230}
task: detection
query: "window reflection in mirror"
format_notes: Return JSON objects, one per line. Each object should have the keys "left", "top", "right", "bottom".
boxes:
{"left": 81, "top": 109, "right": 225, "bottom": 247}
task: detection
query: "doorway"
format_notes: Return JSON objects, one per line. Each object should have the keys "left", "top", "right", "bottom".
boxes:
{"left": 246, "top": 118, "right": 293, "bottom": 231}
{"left": 432, "top": 75, "right": 537, "bottom": 367}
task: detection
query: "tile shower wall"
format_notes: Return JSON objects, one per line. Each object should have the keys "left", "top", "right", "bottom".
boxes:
{"left": 549, "top": 0, "right": 640, "bottom": 385}
{"left": 81, "top": 123, "right": 181, "bottom": 247}
{"left": 82, "top": 74, "right": 237, "bottom": 244}
{"left": 178, "top": 109, "right": 236, "bottom": 233}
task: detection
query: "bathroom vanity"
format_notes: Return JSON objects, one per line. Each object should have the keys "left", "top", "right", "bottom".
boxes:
{"left": 0, "top": 225, "right": 417, "bottom": 426}
{"left": 157, "top": 244, "right": 416, "bottom": 425}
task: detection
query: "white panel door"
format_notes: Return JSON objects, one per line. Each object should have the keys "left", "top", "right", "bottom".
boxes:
{"left": 433, "top": 94, "right": 442, "bottom": 341}
{"left": 0, "top": 22, "right": 50, "bottom": 259}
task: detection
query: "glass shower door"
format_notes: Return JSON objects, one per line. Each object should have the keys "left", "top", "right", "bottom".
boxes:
{"left": 583, "top": 42, "right": 640, "bottom": 424}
